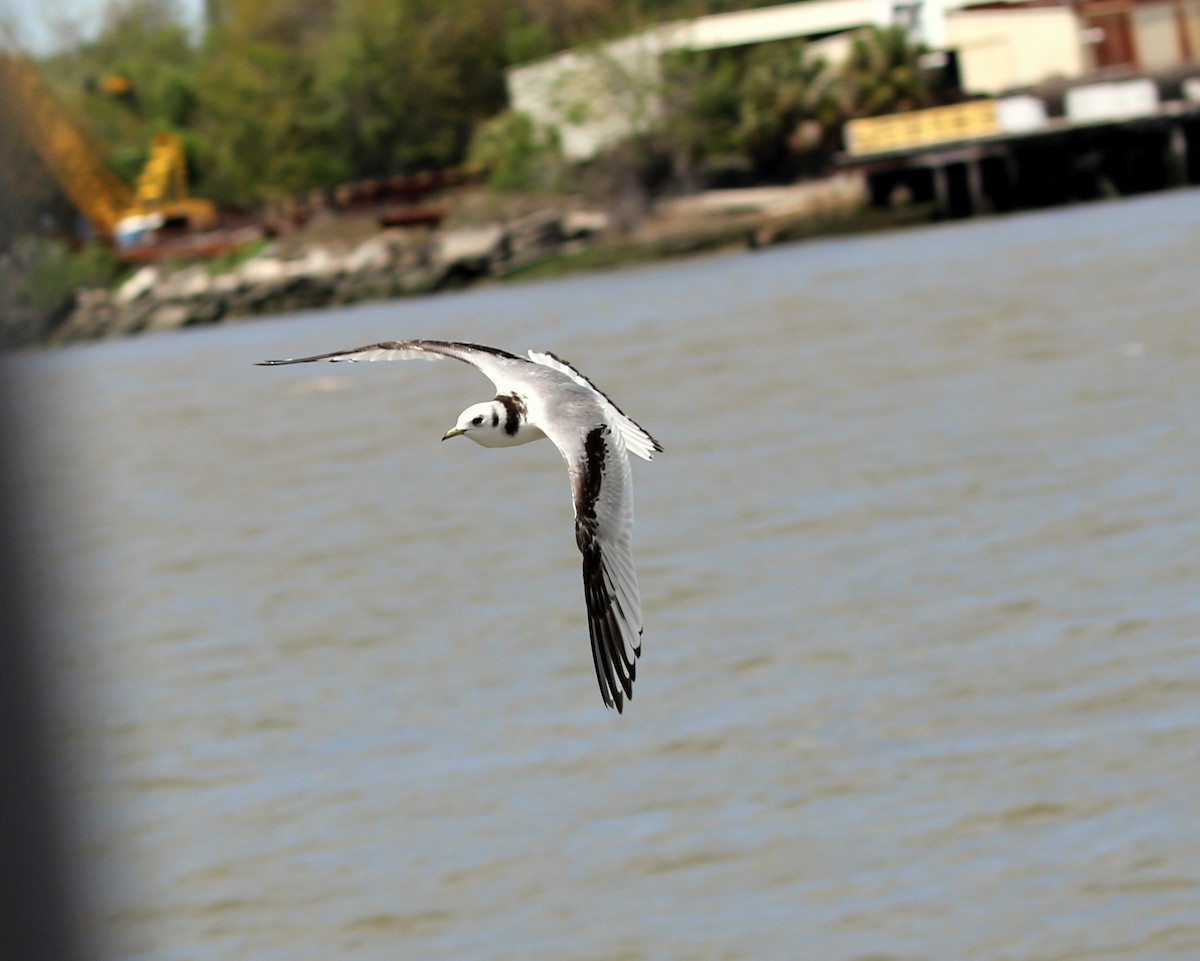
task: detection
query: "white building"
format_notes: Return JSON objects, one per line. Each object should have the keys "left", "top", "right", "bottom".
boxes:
{"left": 507, "top": 0, "right": 1200, "bottom": 161}
{"left": 508, "top": 0, "right": 903, "bottom": 160}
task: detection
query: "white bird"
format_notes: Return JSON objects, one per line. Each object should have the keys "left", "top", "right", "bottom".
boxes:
{"left": 259, "top": 340, "right": 662, "bottom": 712}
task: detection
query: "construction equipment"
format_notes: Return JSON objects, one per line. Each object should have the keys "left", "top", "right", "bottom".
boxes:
{"left": 127, "top": 131, "right": 218, "bottom": 236}
{"left": 0, "top": 44, "right": 217, "bottom": 245}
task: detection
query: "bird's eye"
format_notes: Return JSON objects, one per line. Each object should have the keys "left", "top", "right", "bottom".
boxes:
{"left": 471, "top": 415, "right": 484, "bottom": 426}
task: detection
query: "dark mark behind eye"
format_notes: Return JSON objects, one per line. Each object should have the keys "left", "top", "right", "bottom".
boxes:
{"left": 497, "top": 393, "right": 526, "bottom": 436}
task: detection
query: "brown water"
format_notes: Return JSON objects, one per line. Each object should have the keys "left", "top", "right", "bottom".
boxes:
{"left": 7, "top": 189, "right": 1200, "bottom": 961}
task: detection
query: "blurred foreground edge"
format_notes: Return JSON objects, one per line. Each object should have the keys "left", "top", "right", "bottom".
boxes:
{"left": 0, "top": 379, "right": 89, "bottom": 961}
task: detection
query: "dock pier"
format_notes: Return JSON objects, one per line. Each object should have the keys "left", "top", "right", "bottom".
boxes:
{"left": 841, "top": 85, "right": 1200, "bottom": 219}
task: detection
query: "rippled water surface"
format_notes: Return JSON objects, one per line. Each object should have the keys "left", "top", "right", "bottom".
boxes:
{"left": 9, "top": 190, "right": 1200, "bottom": 961}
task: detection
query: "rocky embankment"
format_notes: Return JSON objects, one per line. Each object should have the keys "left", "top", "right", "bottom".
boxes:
{"left": 51, "top": 175, "right": 869, "bottom": 344}
{"left": 54, "top": 207, "right": 608, "bottom": 344}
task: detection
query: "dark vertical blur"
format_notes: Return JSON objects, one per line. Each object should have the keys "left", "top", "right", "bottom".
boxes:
{"left": 0, "top": 380, "right": 87, "bottom": 961}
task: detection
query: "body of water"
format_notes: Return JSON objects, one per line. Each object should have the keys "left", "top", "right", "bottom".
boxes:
{"left": 7, "top": 189, "right": 1200, "bottom": 961}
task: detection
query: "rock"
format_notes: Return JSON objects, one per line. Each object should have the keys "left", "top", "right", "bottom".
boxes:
{"left": 563, "top": 209, "right": 609, "bottom": 236}
{"left": 507, "top": 209, "right": 563, "bottom": 251}
{"left": 211, "top": 271, "right": 244, "bottom": 295}
{"left": 108, "top": 300, "right": 159, "bottom": 337}
{"left": 287, "top": 246, "right": 342, "bottom": 280}
{"left": 238, "top": 255, "right": 287, "bottom": 286}
{"left": 40, "top": 201, "right": 618, "bottom": 346}
{"left": 344, "top": 235, "right": 395, "bottom": 273}
{"left": 183, "top": 297, "right": 227, "bottom": 327}
{"left": 52, "top": 288, "right": 117, "bottom": 342}
{"left": 434, "top": 224, "right": 506, "bottom": 266}
{"left": 116, "top": 265, "right": 160, "bottom": 303}
{"left": 143, "top": 303, "right": 194, "bottom": 333}
{"left": 74, "top": 287, "right": 113, "bottom": 312}
{"left": 174, "top": 265, "right": 214, "bottom": 300}
{"left": 229, "top": 283, "right": 284, "bottom": 315}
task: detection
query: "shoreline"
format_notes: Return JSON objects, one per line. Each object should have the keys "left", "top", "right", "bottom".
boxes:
{"left": 40, "top": 175, "right": 888, "bottom": 346}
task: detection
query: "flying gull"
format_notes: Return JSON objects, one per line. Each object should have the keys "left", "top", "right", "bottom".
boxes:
{"left": 258, "top": 340, "right": 662, "bottom": 712}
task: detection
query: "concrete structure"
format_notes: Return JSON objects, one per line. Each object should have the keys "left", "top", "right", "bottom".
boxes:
{"left": 1065, "top": 77, "right": 1159, "bottom": 121}
{"left": 843, "top": 74, "right": 1200, "bottom": 222}
{"left": 1076, "top": 0, "right": 1200, "bottom": 72}
{"left": 507, "top": 0, "right": 1200, "bottom": 162}
{"left": 507, "top": 35, "right": 670, "bottom": 162}
{"left": 949, "top": 0, "right": 1200, "bottom": 93}
{"left": 945, "top": 6, "right": 1086, "bottom": 93}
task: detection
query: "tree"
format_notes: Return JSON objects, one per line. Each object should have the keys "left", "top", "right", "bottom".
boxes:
{"left": 840, "top": 25, "right": 932, "bottom": 119}
{"left": 0, "top": 67, "right": 72, "bottom": 249}
{"left": 313, "top": 0, "right": 508, "bottom": 178}
{"left": 36, "top": 0, "right": 200, "bottom": 185}
{"left": 191, "top": 0, "right": 338, "bottom": 204}
{"left": 736, "top": 41, "right": 840, "bottom": 180}
{"left": 659, "top": 48, "right": 744, "bottom": 189}
{"left": 467, "top": 111, "right": 563, "bottom": 193}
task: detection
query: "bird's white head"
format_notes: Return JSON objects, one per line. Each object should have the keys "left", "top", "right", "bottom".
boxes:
{"left": 444, "top": 398, "right": 513, "bottom": 448}
{"left": 442, "top": 400, "right": 541, "bottom": 448}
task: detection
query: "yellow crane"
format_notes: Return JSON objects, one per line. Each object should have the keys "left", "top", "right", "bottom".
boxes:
{"left": 0, "top": 45, "right": 217, "bottom": 245}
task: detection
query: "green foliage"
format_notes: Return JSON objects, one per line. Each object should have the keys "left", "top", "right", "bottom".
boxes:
{"left": 192, "top": 36, "right": 335, "bottom": 204}
{"left": 737, "top": 42, "right": 840, "bottom": 178}
{"left": 841, "top": 25, "right": 932, "bottom": 118}
{"left": 502, "top": 9, "right": 554, "bottom": 65}
{"left": 12, "top": 0, "right": 941, "bottom": 225}
{"left": 467, "top": 111, "right": 563, "bottom": 193}
{"left": 159, "top": 75, "right": 198, "bottom": 127}
{"left": 10, "top": 237, "right": 122, "bottom": 311}
{"left": 312, "top": 0, "right": 508, "bottom": 178}
{"left": 659, "top": 49, "right": 744, "bottom": 183}
{"left": 39, "top": 0, "right": 200, "bottom": 164}
{"left": 657, "top": 40, "right": 846, "bottom": 185}
{"left": 655, "top": 27, "right": 936, "bottom": 184}
{"left": 203, "top": 235, "right": 270, "bottom": 275}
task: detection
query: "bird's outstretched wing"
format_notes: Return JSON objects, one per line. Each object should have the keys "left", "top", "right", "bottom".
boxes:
{"left": 257, "top": 339, "right": 529, "bottom": 392}
{"left": 527, "top": 350, "right": 663, "bottom": 462}
{"left": 543, "top": 420, "right": 643, "bottom": 713}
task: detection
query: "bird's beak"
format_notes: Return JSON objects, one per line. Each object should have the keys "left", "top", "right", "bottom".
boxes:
{"left": 442, "top": 427, "right": 465, "bottom": 441}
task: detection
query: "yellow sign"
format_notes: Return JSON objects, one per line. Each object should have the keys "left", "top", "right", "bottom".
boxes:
{"left": 845, "top": 100, "right": 1000, "bottom": 157}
